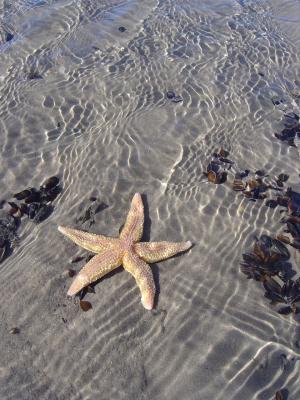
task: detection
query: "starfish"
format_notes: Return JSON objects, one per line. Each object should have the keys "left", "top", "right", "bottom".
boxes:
{"left": 58, "top": 193, "right": 192, "bottom": 310}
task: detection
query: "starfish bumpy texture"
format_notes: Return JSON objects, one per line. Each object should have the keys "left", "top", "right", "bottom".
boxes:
{"left": 58, "top": 193, "right": 192, "bottom": 310}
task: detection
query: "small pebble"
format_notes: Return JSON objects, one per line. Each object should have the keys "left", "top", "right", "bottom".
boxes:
{"left": 80, "top": 300, "right": 92, "bottom": 312}
{"left": 67, "top": 268, "right": 77, "bottom": 277}
{"left": 5, "top": 32, "right": 14, "bottom": 42}
{"left": 171, "top": 96, "right": 183, "bottom": 103}
{"left": 9, "top": 327, "right": 20, "bottom": 334}
{"left": 166, "top": 91, "right": 175, "bottom": 99}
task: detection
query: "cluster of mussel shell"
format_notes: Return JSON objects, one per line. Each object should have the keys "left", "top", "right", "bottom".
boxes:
{"left": 0, "top": 176, "right": 62, "bottom": 263}
{"left": 232, "top": 170, "right": 290, "bottom": 202}
{"left": 204, "top": 148, "right": 291, "bottom": 204}
{"left": 241, "top": 235, "right": 300, "bottom": 318}
{"left": 274, "top": 112, "right": 300, "bottom": 147}
{"left": 276, "top": 188, "right": 300, "bottom": 251}
{"left": 8, "top": 176, "right": 61, "bottom": 222}
{"left": 203, "top": 148, "right": 233, "bottom": 184}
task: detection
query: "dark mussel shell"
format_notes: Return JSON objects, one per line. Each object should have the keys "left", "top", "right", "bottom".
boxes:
{"left": 277, "top": 196, "right": 289, "bottom": 207}
{"left": 19, "top": 203, "right": 28, "bottom": 215}
{"left": 283, "top": 112, "right": 299, "bottom": 127}
{"left": 240, "top": 263, "right": 265, "bottom": 281}
{"left": 33, "top": 204, "right": 53, "bottom": 223}
{"left": 67, "top": 268, "right": 76, "bottom": 277}
{"left": 277, "top": 174, "right": 289, "bottom": 183}
{"left": 27, "top": 203, "right": 40, "bottom": 219}
{"left": 263, "top": 276, "right": 284, "bottom": 300}
{"left": 219, "top": 157, "right": 234, "bottom": 164}
{"left": 281, "top": 280, "right": 300, "bottom": 303}
{"left": 13, "top": 189, "right": 31, "bottom": 200}
{"left": 254, "top": 235, "right": 290, "bottom": 264}
{"left": 242, "top": 252, "right": 262, "bottom": 264}
{"left": 25, "top": 189, "right": 41, "bottom": 204}
{"left": 207, "top": 170, "right": 227, "bottom": 184}
{"left": 207, "top": 161, "right": 220, "bottom": 174}
{"left": 286, "top": 221, "right": 300, "bottom": 238}
{"left": 41, "top": 176, "right": 59, "bottom": 191}
{"left": 43, "top": 185, "right": 61, "bottom": 202}
{"left": 275, "top": 390, "right": 285, "bottom": 400}
{"left": 277, "top": 306, "right": 293, "bottom": 315}
{"left": 8, "top": 202, "right": 19, "bottom": 215}
{"left": 265, "top": 199, "right": 278, "bottom": 209}
{"left": 269, "top": 237, "right": 290, "bottom": 261}
{"left": 255, "top": 170, "right": 266, "bottom": 177}
{"left": 292, "top": 238, "right": 300, "bottom": 250}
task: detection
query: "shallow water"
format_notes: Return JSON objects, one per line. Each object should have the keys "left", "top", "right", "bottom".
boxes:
{"left": 0, "top": 0, "right": 300, "bottom": 399}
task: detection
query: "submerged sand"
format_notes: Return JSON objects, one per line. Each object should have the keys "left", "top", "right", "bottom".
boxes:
{"left": 0, "top": 0, "right": 300, "bottom": 399}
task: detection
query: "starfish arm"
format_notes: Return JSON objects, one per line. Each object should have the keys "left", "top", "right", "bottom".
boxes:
{"left": 120, "top": 193, "right": 144, "bottom": 243}
{"left": 134, "top": 241, "right": 192, "bottom": 263}
{"left": 67, "top": 248, "right": 123, "bottom": 296}
{"left": 123, "top": 250, "right": 155, "bottom": 310}
{"left": 58, "top": 226, "right": 119, "bottom": 253}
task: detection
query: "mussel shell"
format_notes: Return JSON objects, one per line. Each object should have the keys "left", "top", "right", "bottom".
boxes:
{"left": 286, "top": 221, "right": 300, "bottom": 238}
{"left": 25, "top": 189, "right": 41, "bottom": 204}
{"left": 19, "top": 203, "right": 28, "bottom": 214}
{"left": 254, "top": 242, "right": 269, "bottom": 262}
{"left": 41, "top": 176, "right": 59, "bottom": 191}
{"left": 242, "top": 252, "right": 261, "bottom": 264}
{"left": 240, "top": 263, "right": 264, "bottom": 280}
{"left": 263, "top": 276, "right": 282, "bottom": 295}
{"left": 13, "top": 189, "right": 31, "bottom": 200}
{"left": 292, "top": 239, "right": 300, "bottom": 250}
{"left": 8, "top": 202, "right": 19, "bottom": 215}
{"left": 33, "top": 204, "right": 53, "bottom": 223}
{"left": 207, "top": 161, "right": 220, "bottom": 174}
{"left": 276, "top": 196, "right": 289, "bottom": 207}
{"left": 207, "top": 170, "right": 217, "bottom": 183}
{"left": 270, "top": 237, "right": 290, "bottom": 261}
{"left": 277, "top": 173, "right": 289, "bottom": 183}
{"left": 27, "top": 203, "right": 40, "bottom": 219}
{"left": 43, "top": 185, "right": 61, "bottom": 202}
{"left": 217, "top": 171, "right": 227, "bottom": 184}
{"left": 277, "top": 306, "right": 292, "bottom": 315}
{"left": 218, "top": 148, "right": 229, "bottom": 157}
{"left": 255, "top": 170, "right": 265, "bottom": 177}
{"left": 219, "top": 157, "right": 234, "bottom": 164}
{"left": 265, "top": 199, "right": 278, "bottom": 209}
{"left": 276, "top": 235, "right": 291, "bottom": 245}
{"left": 232, "top": 179, "right": 245, "bottom": 191}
